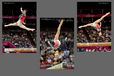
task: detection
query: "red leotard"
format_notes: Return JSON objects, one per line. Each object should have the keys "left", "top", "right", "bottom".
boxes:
{"left": 54, "top": 40, "right": 61, "bottom": 48}
{"left": 96, "top": 24, "right": 101, "bottom": 29}
{"left": 20, "top": 17, "right": 26, "bottom": 24}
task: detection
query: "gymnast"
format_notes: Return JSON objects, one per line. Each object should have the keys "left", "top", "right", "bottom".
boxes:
{"left": 48, "top": 19, "right": 64, "bottom": 49}
{"left": 79, "top": 12, "right": 110, "bottom": 36}
{"left": 4, "top": 7, "right": 35, "bottom": 31}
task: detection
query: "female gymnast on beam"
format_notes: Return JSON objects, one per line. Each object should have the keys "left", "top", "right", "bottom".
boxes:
{"left": 79, "top": 12, "right": 110, "bottom": 36}
{"left": 48, "top": 19, "right": 64, "bottom": 49}
{"left": 4, "top": 7, "right": 35, "bottom": 31}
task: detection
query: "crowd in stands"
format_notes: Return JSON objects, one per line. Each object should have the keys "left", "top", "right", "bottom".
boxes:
{"left": 2, "top": 30, "right": 36, "bottom": 48}
{"left": 40, "top": 31, "right": 74, "bottom": 69}
{"left": 77, "top": 27, "right": 111, "bottom": 43}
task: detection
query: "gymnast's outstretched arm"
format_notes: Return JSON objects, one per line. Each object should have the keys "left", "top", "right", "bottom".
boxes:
{"left": 47, "top": 40, "right": 54, "bottom": 49}
{"left": 20, "top": 7, "right": 24, "bottom": 13}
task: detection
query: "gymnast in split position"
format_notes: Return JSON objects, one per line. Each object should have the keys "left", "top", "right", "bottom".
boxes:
{"left": 4, "top": 7, "right": 35, "bottom": 31}
{"left": 79, "top": 12, "right": 110, "bottom": 36}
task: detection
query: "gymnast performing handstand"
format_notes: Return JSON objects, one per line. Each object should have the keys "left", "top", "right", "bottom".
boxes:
{"left": 4, "top": 7, "right": 35, "bottom": 31}
{"left": 79, "top": 12, "right": 110, "bottom": 36}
